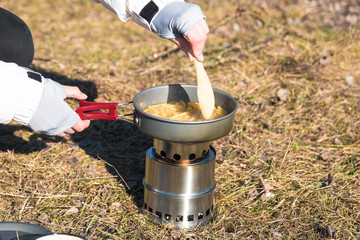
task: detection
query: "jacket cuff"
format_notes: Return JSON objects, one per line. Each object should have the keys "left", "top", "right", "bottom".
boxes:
{"left": 129, "top": 0, "right": 182, "bottom": 30}
{"left": 13, "top": 69, "right": 44, "bottom": 125}
{"left": 95, "top": 0, "right": 182, "bottom": 29}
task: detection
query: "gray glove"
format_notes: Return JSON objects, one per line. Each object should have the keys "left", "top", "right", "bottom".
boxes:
{"left": 29, "top": 78, "right": 80, "bottom": 136}
{"left": 151, "top": 1, "right": 206, "bottom": 39}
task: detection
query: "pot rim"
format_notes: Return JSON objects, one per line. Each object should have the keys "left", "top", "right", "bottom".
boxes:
{"left": 132, "top": 84, "right": 238, "bottom": 125}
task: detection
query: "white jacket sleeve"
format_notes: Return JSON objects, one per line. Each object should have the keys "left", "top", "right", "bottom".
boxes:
{"left": 94, "top": 0, "right": 182, "bottom": 30}
{"left": 0, "top": 60, "right": 43, "bottom": 125}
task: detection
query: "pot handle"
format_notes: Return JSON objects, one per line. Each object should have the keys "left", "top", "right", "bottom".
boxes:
{"left": 75, "top": 100, "right": 134, "bottom": 123}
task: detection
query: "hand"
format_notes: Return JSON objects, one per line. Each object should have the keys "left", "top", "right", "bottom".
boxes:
{"left": 28, "top": 79, "right": 91, "bottom": 136}
{"left": 150, "top": 2, "right": 208, "bottom": 62}
{"left": 57, "top": 86, "right": 90, "bottom": 137}
{"left": 170, "top": 19, "right": 209, "bottom": 62}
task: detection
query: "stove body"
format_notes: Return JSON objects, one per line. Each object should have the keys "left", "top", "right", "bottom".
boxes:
{"left": 143, "top": 139, "right": 216, "bottom": 228}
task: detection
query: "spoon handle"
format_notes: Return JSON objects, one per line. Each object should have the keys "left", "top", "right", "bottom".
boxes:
{"left": 194, "top": 59, "right": 215, "bottom": 119}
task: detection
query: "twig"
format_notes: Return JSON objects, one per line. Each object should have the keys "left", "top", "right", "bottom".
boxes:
{"left": 0, "top": 192, "right": 85, "bottom": 199}
{"left": 279, "top": 139, "right": 294, "bottom": 169}
{"left": 100, "top": 157, "right": 130, "bottom": 191}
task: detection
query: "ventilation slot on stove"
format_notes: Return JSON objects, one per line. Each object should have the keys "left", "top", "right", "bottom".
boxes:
{"left": 173, "top": 154, "right": 181, "bottom": 161}
{"left": 144, "top": 203, "right": 213, "bottom": 223}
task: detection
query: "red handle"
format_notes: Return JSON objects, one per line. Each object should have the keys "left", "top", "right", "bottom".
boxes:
{"left": 75, "top": 101, "right": 119, "bottom": 120}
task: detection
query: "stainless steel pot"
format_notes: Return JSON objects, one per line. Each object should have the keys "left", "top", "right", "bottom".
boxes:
{"left": 76, "top": 84, "right": 238, "bottom": 143}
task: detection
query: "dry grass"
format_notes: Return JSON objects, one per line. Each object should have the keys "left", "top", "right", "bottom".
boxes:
{"left": 1, "top": 0, "right": 359, "bottom": 239}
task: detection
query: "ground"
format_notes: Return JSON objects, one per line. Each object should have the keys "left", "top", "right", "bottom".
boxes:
{"left": 0, "top": 0, "right": 359, "bottom": 239}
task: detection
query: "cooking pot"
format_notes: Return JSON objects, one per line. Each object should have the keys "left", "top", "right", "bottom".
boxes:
{"left": 76, "top": 84, "right": 238, "bottom": 143}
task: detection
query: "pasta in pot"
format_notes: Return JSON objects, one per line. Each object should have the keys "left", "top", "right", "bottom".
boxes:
{"left": 143, "top": 101, "right": 228, "bottom": 121}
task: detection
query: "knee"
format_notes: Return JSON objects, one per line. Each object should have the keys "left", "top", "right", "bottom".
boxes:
{"left": 0, "top": 7, "right": 34, "bottom": 67}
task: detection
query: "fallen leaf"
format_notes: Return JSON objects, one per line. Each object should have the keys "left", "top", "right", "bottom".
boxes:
{"left": 65, "top": 207, "right": 79, "bottom": 216}
{"left": 68, "top": 157, "right": 80, "bottom": 165}
{"left": 326, "top": 225, "right": 335, "bottom": 238}
{"left": 333, "top": 137, "right": 342, "bottom": 145}
{"left": 271, "top": 229, "right": 283, "bottom": 240}
{"left": 111, "top": 202, "right": 121, "bottom": 211}
{"left": 260, "top": 192, "right": 275, "bottom": 201}
{"left": 73, "top": 199, "right": 83, "bottom": 207}
{"left": 238, "top": 162, "right": 247, "bottom": 168}
{"left": 345, "top": 76, "right": 355, "bottom": 86}
{"left": 259, "top": 175, "right": 274, "bottom": 192}
{"left": 37, "top": 212, "right": 49, "bottom": 223}
{"left": 277, "top": 88, "right": 289, "bottom": 101}
{"left": 247, "top": 188, "right": 259, "bottom": 200}
{"left": 328, "top": 173, "right": 335, "bottom": 186}
{"left": 319, "top": 151, "right": 340, "bottom": 161}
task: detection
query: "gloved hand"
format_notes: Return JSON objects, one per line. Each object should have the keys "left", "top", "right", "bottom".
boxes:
{"left": 28, "top": 78, "right": 90, "bottom": 136}
{"left": 151, "top": 1, "right": 209, "bottom": 62}
{"left": 95, "top": 0, "right": 209, "bottom": 62}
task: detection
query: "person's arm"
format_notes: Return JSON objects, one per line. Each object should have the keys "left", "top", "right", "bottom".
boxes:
{"left": 0, "top": 61, "right": 90, "bottom": 136}
{"left": 94, "top": 0, "right": 209, "bottom": 62}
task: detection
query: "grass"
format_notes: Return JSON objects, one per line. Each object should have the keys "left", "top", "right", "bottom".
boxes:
{"left": 1, "top": 0, "right": 359, "bottom": 239}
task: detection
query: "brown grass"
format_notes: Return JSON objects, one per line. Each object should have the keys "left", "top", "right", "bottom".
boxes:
{"left": 1, "top": 0, "right": 359, "bottom": 239}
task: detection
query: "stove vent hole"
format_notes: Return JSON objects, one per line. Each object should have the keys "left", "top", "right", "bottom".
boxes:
{"left": 149, "top": 207, "right": 153, "bottom": 213}
{"left": 144, "top": 203, "right": 147, "bottom": 210}
{"left": 189, "top": 153, "right": 196, "bottom": 160}
{"left": 198, "top": 212, "right": 204, "bottom": 219}
{"left": 187, "top": 215, "right": 194, "bottom": 221}
{"left": 173, "top": 154, "right": 181, "bottom": 161}
{"left": 206, "top": 209, "right": 210, "bottom": 216}
{"left": 160, "top": 151, "right": 166, "bottom": 158}
{"left": 164, "top": 214, "right": 171, "bottom": 221}
{"left": 156, "top": 211, "right": 162, "bottom": 218}
{"left": 176, "top": 215, "right": 183, "bottom": 222}
{"left": 202, "top": 150, "right": 207, "bottom": 157}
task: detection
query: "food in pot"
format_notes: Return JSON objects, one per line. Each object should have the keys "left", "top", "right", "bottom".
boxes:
{"left": 143, "top": 101, "right": 228, "bottom": 121}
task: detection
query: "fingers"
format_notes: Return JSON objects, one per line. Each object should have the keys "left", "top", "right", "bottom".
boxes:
{"left": 170, "top": 38, "right": 193, "bottom": 61}
{"left": 63, "top": 86, "right": 88, "bottom": 100}
{"left": 185, "top": 19, "right": 209, "bottom": 62}
{"left": 57, "top": 119, "right": 91, "bottom": 137}
{"left": 57, "top": 87, "right": 90, "bottom": 137}
{"left": 170, "top": 19, "right": 209, "bottom": 62}
{"left": 64, "top": 128, "right": 75, "bottom": 134}
{"left": 72, "top": 119, "right": 91, "bottom": 132}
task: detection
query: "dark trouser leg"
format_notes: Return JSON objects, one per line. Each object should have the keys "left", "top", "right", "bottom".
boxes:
{"left": 0, "top": 7, "right": 34, "bottom": 67}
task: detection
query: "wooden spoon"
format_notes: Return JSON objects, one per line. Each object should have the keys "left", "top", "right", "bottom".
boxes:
{"left": 194, "top": 59, "right": 215, "bottom": 119}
